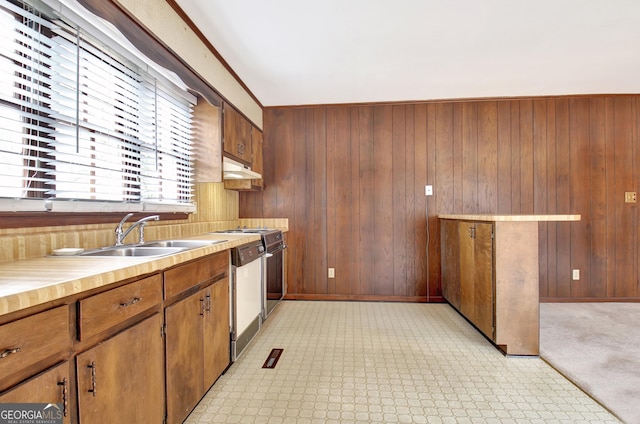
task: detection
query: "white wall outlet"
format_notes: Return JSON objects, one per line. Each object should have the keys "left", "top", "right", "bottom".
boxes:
{"left": 328, "top": 268, "right": 335, "bottom": 278}
{"left": 572, "top": 269, "right": 580, "bottom": 280}
{"left": 425, "top": 185, "right": 433, "bottom": 196}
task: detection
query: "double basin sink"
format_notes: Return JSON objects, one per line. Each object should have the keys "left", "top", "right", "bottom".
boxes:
{"left": 77, "top": 239, "right": 227, "bottom": 258}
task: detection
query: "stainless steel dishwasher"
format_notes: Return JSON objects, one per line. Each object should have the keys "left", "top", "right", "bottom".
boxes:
{"left": 229, "top": 239, "right": 265, "bottom": 361}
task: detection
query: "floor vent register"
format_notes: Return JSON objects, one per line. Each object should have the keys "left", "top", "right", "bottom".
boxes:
{"left": 262, "top": 348, "right": 284, "bottom": 369}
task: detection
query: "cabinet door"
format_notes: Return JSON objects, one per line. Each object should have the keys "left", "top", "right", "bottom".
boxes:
{"left": 472, "top": 223, "right": 494, "bottom": 339}
{"left": 250, "top": 127, "right": 263, "bottom": 188}
{"left": 203, "top": 277, "right": 230, "bottom": 389}
{"left": 0, "top": 362, "right": 71, "bottom": 424}
{"left": 223, "top": 125, "right": 263, "bottom": 191}
{"left": 223, "top": 104, "right": 251, "bottom": 164}
{"left": 458, "top": 222, "right": 476, "bottom": 319}
{"left": 77, "top": 314, "right": 164, "bottom": 424}
{"left": 440, "top": 220, "right": 461, "bottom": 309}
{"left": 165, "top": 291, "right": 204, "bottom": 424}
{"left": 459, "top": 222, "right": 494, "bottom": 338}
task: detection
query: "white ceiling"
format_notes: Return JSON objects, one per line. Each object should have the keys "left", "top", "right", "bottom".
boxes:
{"left": 175, "top": 0, "right": 640, "bottom": 107}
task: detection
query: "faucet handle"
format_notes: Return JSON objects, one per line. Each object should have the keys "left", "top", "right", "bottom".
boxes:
{"left": 117, "top": 213, "right": 134, "bottom": 228}
{"left": 115, "top": 213, "right": 134, "bottom": 245}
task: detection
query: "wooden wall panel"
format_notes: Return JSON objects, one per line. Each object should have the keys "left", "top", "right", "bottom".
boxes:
{"left": 612, "top": 98, "right": 637, "bottom": 297}
{"left": 245, "top": 95, "right": 640, "bottom": 302}
{"left": 555, "top": 99, "right": 572, "bottom": 298}
{"left": 589, "top": 98, "right": 607, "bottom": 298}
{"left": 544, "top": 100, "right": 558, "bottom": 298}
{"left": 357, "top": 107, "right": 375, "bottom": 295}
{"left": 569, "top": 98, "right": 592, "bottom": 297}
{"left": 373, "top": 106, "right": 394, "bottom": 296}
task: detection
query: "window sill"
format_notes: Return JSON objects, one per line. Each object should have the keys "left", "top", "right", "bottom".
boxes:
{"left": 0, "top": 212, "right": 189, "bottom": 229}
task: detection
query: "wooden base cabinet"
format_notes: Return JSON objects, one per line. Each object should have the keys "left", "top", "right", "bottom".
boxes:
{"left": 76, "top": 313, "right": 164, "bottom": 424}
{"left": 0, "top": 362, "right": 72, "bottom": 423}
{"left": 203, "top": 277, "right": 231, "bottom": 388}
{"left": 0, "top": 251, "right": 232, "bottom": 424}
{"left": 165, "top": 290, "right": 204, "bottom": 424}
{"left": 458, "top": 221, "right": 494, "bottom": 339}
{"left": 440, "top": 217, "right": 540, "bottom": 355}
{"left": 164, "top": 253, "right": 230, "bottom": 424}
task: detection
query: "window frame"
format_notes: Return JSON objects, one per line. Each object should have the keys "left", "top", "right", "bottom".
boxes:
{"left": 0, "top": 0, "right": 223, "bottom": 227}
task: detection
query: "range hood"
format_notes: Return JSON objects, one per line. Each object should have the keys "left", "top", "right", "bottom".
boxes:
{"left": 223, "top": 157, "right": 262, "bottom": 180}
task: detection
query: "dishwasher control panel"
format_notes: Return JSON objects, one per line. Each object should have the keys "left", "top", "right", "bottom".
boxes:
{"left": 231, "top": 240, "right": 265, "bottom": 267}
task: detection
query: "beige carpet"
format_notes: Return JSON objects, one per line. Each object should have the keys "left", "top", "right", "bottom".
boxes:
{"left": 540, "top": 302, "right": 640, "bottom": 424}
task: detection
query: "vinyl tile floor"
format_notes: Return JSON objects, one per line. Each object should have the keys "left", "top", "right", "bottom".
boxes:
{"left": 185, "top": 301, "right": 620, "bottom": 423}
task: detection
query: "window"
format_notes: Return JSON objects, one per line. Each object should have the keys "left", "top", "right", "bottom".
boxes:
{"left": 0, "top": 0, "right": 196, "bottom": 213}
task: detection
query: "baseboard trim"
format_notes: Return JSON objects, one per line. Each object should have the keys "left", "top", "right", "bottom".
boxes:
{"left": 283, "top": 294, "right": 445, "bottom": 303}
{"left": 541, "top": 297, "right": 640, "bottom": 303}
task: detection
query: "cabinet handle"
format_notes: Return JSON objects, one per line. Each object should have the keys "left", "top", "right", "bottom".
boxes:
{"left": 119, "top": 297, "right": 141, "bottom": 308}
{"left": 237, "top": 143, "right": 245, "bottom": 155}
{"left": 200, "top": 297, "right": 205, "bottom": 316}
{"left": 58, "top": 377, "right": 69, "bottom": 417}
{"left": 468, "top": 226, "right": 476, "bottom": 239}
{"left": 87, "top": 361, "right": 97, "bottom": 396}
{"left": 0, "top": 347, "right": 21, "bottom": 359}
{"left": 206, "top": 293, "right": 212, "bottom": 313}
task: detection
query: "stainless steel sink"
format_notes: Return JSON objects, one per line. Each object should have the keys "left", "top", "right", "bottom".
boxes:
{"left": 141, "top": 239, "right": 226, "bottom": 248}
{"left": 78, "top": 246, "right": 185, "bottom": 257}
{"left": 71, "top": 239, "right": 227, "bottom": 258}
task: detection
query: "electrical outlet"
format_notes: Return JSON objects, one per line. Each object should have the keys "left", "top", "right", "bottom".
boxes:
{"left": 425, "top": 185, "right": 433, "bottom": 196}
{"left": 328, "top": 268, "right": 335, "bottom": 278}
{"left": 572, "top": 269, "right": 580, "bottom": 280}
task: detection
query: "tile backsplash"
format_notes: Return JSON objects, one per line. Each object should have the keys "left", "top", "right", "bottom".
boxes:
{"left": 0, "top": 183, "right": 287, "bottom": 263}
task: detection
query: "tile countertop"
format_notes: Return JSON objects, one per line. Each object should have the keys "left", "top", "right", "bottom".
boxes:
{"left": 438, "top": 214, "right": 581, "bottom": 222}
{"left": 0, "top": 233, "right": 263, "bottom": 317}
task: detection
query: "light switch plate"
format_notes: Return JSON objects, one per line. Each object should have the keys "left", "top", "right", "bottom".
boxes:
{"left": 625, "top": 192, "right": 637, "bottom": 203}
{"left": 425, "top": 185, "right": 433, "bottom": 196}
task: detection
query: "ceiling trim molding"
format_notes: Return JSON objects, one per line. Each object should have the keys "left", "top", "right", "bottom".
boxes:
{"left": 262, "top": 93, "right": 640, "bottom": 110}
{"left": 165, "top": 0, "right": 263, "bottom": 109}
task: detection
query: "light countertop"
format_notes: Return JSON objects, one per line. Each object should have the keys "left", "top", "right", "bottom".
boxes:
{"left": 0, "top": 233, "right": 263, "bottom": 317}
{"left": 438, "top": 214, "right": 581, "bottom": 222}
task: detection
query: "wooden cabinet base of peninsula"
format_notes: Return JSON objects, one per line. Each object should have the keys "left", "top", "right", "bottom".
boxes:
{"left": 440, "top": 219, "right": 539, "bottom": 356}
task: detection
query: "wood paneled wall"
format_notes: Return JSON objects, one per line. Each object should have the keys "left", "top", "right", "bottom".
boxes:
{"left": 240, "top": 96, "right": 640, "bottom": 301}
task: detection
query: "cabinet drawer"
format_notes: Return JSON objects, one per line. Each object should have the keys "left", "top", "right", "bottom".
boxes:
{"left": 0, "top": 306, "right": 70, "bottom": 381}
{"left": 164, "top": 251, "right": 229, "bottom": 299}
{"left": 78, "top": 274, "right": 162, "bottom": 341}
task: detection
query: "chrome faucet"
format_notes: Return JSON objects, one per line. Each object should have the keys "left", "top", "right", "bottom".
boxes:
{"left": 115, "top": 213, "right": 160, "bottom": 245}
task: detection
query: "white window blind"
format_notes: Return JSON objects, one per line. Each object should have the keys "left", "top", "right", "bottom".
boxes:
{"left": 0, "top": 0, "right": 196, "bottom": 212}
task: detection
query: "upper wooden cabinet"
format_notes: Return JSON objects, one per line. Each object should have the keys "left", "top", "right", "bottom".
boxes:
{"left": 224, "top": 126, "right": 264, "bottom": 191}
{"left": 223, "top": 103, "right": 252, "bottom": 165}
